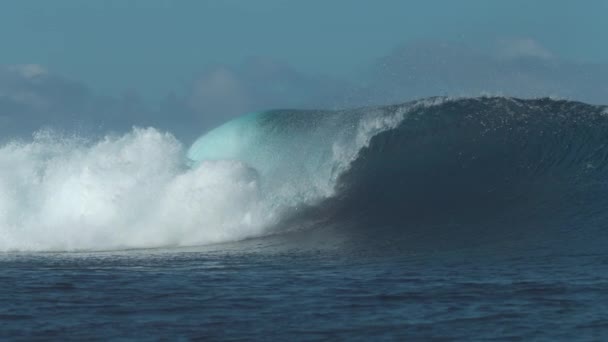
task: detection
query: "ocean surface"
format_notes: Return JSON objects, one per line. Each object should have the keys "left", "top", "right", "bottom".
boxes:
{"left": 2, "top": 97, "right": 608, "bottom": 340}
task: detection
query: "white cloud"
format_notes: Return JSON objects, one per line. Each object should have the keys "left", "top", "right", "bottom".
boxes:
{"left": 497, "top": 38, "right": 555, "bottom": 60}
{"left": 7, "top": 64, "right": 48, "bottom": 80}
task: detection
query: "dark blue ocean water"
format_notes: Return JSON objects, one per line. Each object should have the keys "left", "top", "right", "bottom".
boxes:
{"left": 3, "top": 237, "right": 608, "bottom": 341}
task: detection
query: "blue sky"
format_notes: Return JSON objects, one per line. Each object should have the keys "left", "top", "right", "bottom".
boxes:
{"left": 1, "top": 0, "right": 607, "bottom": 99}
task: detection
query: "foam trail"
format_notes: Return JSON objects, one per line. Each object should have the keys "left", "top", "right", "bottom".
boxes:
{"left": 0, "top": 128, "right": 272, "bottom": 252}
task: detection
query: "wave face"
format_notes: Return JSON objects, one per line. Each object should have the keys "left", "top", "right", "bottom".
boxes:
{"left": 324, "top": 98, "right": 608, "bottom": 251}
{"left": 189, "top": 97, "right": 608, "bottom": 252}
{"left": 3, "top": 97, "right": 608, "bottom": 252}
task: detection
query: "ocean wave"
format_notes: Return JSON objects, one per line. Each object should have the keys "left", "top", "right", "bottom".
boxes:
{"left": 189, "top": 96, "right": 608, "bottom": 251}
{"left": 2, "top": 97, "right": 608, "bottom": 252}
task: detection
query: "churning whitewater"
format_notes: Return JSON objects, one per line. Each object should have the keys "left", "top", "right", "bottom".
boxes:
{"left": 2, "top": 96, "right": 608, "bottom": 252}
{"left": 0, "top": 96, "right": 416, "bottom": 252}
{"left": 0, "top": 129, "right": 272, "bottom": 251}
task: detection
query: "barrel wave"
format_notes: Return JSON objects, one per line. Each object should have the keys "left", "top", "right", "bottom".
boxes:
{"left": 189, "top": 97, "right": 608, "bottom": 253}
{"left": 2, "top": 96, "right": 608, "bottom": 252}
{"left": 324, "top": 98, "right": 608, "bottom": 253}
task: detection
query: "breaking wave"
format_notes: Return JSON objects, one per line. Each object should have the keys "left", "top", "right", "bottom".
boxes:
{"left": 2, "top": 97, "right": 608, "bottom": 252}
{"left": 0, "top": 129, "right": 273, "bottom": 251}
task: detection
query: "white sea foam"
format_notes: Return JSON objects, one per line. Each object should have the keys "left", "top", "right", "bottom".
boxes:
{"left": 0, "top": 128, "right": 273, "bottom": 252}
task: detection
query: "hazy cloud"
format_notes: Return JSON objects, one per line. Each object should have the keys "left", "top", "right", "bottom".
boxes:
{"left": 0, "top": 65, "right": 151, "bottom": 141}
{"left": 357, "top": 41, "right": 608, "bottom": 106}
{"left": 185, "top": 57, "right": 347, "bottom": 128}
{"left": 0, "top": 65, "right": 88, "bottom": 138}
{"left": 1, "top": 40, "right": 607, "bottom": 143}
{"left": 497, "top": 38, "right": 555, "bottom": 61}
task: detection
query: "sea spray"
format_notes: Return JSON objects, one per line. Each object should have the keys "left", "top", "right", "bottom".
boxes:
{"left": 0, "top": 128, "right": 270, "bottom": 251}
